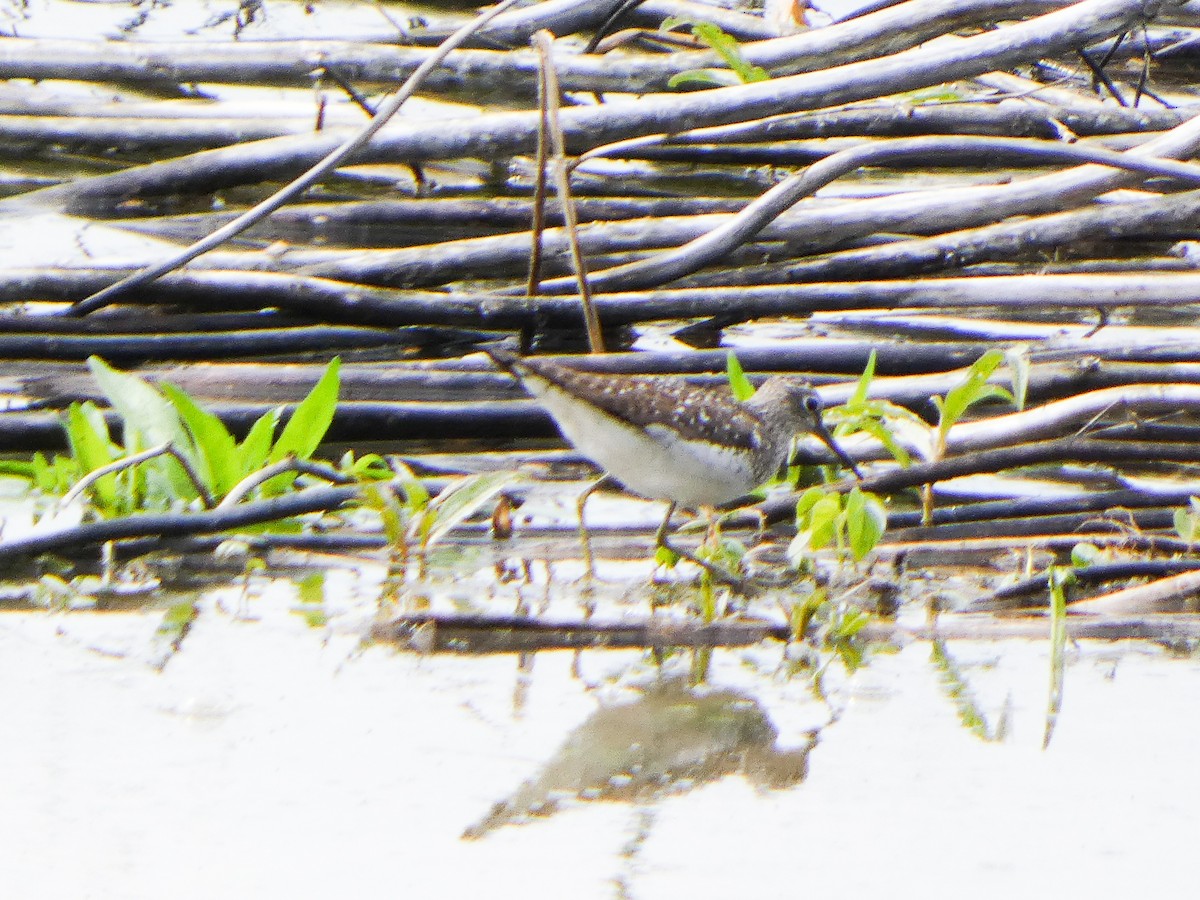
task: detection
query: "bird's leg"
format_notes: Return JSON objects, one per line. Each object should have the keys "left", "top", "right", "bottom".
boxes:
{"left": 652, "top": 500, "right": 678, "bottom": 550}
{"left": 576, "top": 475, "right": 614, "bottom": 580}
{"left": 654, "top": 502, "right": 751, "bottom": 594}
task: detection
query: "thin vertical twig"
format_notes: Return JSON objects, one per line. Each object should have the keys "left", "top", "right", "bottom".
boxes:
{"left": 532, "top": 29, "right": 605, "bottom": 354}
{"left": 525, "top": 38, "right": 552, "bottom": 297}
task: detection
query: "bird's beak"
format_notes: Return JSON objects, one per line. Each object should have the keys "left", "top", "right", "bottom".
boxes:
{"left": 810, "top": 418, "right": 862, "bottom": 479}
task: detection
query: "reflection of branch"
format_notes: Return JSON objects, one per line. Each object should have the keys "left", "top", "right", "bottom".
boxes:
{"left": 373, "top": 613, "right": 780, "bottom": 652}
{"left": 373, "top": 611, "right": 1200, "bottom": 653}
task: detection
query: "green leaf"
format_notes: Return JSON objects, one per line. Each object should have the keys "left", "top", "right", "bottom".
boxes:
{"left": 846, "top": 488, "right": 887, "bottom": 561}
{"left": 1005, "top": 345, "right": 1030, "bottom": 412}
{"left": 269, "top": 357, "right": 340, "bottom": 464}
{"left": 655, "top": 544, "right": 681, "bottom": 568}
{"left": 691, "top": 21, "right": 768, "bottom": 83}
{"left": 726, "top": 351, "right": 755, "bottom": 401}
{"left": 392, "top": 460, "right": 430, "bottom": 513}
{"left": 662, "top": 17, "right": 768, "bottom": 86}
{"left": 849, "top": 417, "right": 912, "bottom": 466}
{"left": 422, "top": 471, "right": 518, "bottom": 550}
{"left": 358, "top": 483, "right": 407, "bottom": 548}
{"left": 345, "top": 452, "right": 392, "bottom": 481}
{"left": 238, "top": 408, "right": 281, "bottom": 476}
{"left": 848, "top": 350, "right": 877, "bottom": 409}
{"left": 64, "top": 401, "right": 120, "bottom": 512}
{"left": 829, "top": 606, "right": 870, "bottom": 641}
{"left": 900, "top": 86, "right": 972, "bottom": 104}
{"left": 0, "top": 458, "right": 35, "bottom": 482}
{"left": 805, "top": 493, "right": 842, "bottom": 549}
{"left": 936, "top": 350, "right": 1015, "bottom": 449}
{"left": 29, "top": 452, "right": 58, "bottom": 493}
{"left": 86, "top": 357, "right": 195, "bottom": 501}
{"left": 1070, "top": 542, "right": 1102, "bottom": 568}
{"left": 793, "top": 486, "right": 827, "bottom": 522}
{"left": 668, "top": 69, "right": 733, "bottom": 89}
{"left": 162, "top": 382, "right": 239, "bottom": 497}
{"left": 87, "top": 357, "right": 192, "bottom": 454}
{"left": 65, "top": 402, "right": 117, "bottom": 472}
{"left": 30, "top": 453, "right": 78, "bottom": 496}
{"left": 1174, "top": 502, "right": 1200, "bottom": 543}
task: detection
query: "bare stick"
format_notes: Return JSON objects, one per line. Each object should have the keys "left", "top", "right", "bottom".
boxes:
{"left": 525, "top": 39, "right": 552, "bottom": 298}
{"left": 61, "top": 442, "right": 217, "bottom": 510}
{"left": 218, "top": 457, "right": 358, "bottom": 509}
{"left": 540, "top": 130, "right": 1200, "bottom": 294}
{"left": 533, "top": 29, "right": 605, "bottom": 353}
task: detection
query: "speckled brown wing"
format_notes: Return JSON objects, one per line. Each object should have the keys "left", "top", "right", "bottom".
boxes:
{"left": 496, "top": 352, "right": 768, "bottom": 451}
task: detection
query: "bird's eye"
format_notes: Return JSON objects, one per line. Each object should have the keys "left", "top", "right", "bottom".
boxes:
{"left": 803, "top": 394, "right": 822, "bottom": 414}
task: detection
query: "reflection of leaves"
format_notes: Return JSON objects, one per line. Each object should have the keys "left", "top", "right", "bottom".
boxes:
{"left": 930, "top": 640, "right": 1006, "bottom": 742}
{"left": 463, "top": 682, "right": 812, "bottom": 839}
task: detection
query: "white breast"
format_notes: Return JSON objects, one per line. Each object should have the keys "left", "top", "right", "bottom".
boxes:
{"left": 529, "top": 376, "right": 761, "bottom": 507}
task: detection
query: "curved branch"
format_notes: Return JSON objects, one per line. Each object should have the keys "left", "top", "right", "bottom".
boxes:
{"left": 14, "top": 0, "right": 1160, "bottom": 212}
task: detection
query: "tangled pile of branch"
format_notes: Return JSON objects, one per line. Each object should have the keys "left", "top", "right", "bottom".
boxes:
{"left": 3, "top": 0, "right": 1200, "bottom": 609}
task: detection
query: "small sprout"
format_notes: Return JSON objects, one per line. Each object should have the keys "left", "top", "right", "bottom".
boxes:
{"left": 1070, "top": 542, "right": 1103, "bottom": 568}
{"left": 933, "top": 349, "right": 1015, "bottom": 455}
{"left": 663, "top": 18, "right": 768, "bottom": 86}
{"left": 1174, "top": 497, "right": 1200, "bottom": 543}
{"left": 725, "top": 350, "right": 755, "bottom": 402}
{"left": 924, "top": 350, "right": 1019, "bottom": 523}
{"left": 655, "top": 544, "right": 682, "bottom": 569}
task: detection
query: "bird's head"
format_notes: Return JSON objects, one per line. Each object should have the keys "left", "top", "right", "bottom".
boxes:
{"left": 752, "top": 378, "right": 862, "bottom": 478}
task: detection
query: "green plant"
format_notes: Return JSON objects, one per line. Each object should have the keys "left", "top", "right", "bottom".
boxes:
{"left": 664, "top": 18, "right": 768, "bottom": 88}
{"left": 931, "top": 349, "right": 1019, "bottom": 458}
{"left": 923, "top": 349, "right": 1023, "bottom": 523}
{"left": 827, "top": 350, "right": 924, "bottom": 467}
{"left": 789, "top": 485, "right": 886, "bottom": 567}
{"left": 693, "top": 534, "right": 747, "bottom": 619}
{"left": 10, "top": 356, "right": 345, "bottom": 518}
{"left": 1174, "top": 497, "right": 1200, "bottom": 542}
{"left": 724, "top": 350, "right": 755, "bottom": 401}
{"left": 385, "top": 461, "right": 517, "bottom": 580}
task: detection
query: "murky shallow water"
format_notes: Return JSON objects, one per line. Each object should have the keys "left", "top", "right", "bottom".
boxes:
{"left": 3, "top": 560, "right": 1199, "bottom": 898}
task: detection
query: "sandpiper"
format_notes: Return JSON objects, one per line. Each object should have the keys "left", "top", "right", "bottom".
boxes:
{"left": 487, "top": 348, "right": 860, "bottom": 581}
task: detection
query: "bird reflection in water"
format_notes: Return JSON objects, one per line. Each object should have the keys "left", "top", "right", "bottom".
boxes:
{"left": 462, "top": 681, "right": 814, "bottom": 839}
